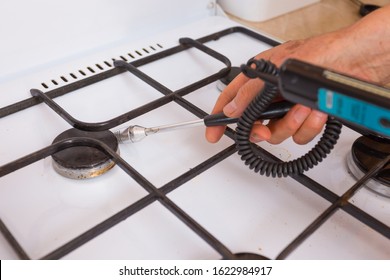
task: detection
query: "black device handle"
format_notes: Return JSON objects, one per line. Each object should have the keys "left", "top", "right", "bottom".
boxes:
{"left": 204, "top": 100, "right": 293, "bottom": 127}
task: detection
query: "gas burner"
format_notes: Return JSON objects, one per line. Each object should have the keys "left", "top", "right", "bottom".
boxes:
{"left": 216, "top": 66, "right": 241, "bottom": 91}
{"left": 51, "top": 128, "right": 119, "bottom": 180}
{"left": 232, "top": 253, "right": 269, "bottom": 260}
{"left": 347, "top": 135, "right": 390, "bottom": 197}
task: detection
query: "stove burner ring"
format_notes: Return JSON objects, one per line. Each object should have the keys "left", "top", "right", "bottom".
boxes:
{"left": 51, "top": 128, "right": 119, "bottom": 179}
{"left": 231, "top": 252, "right": 269, "bottom": 260}
{"left": 347, "top": 135, "right": 390, "bottom": 198}
{"left": 216, "top": 66, "right": 241, "bottom": 92}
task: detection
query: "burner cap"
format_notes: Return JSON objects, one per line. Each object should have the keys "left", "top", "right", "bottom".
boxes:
{"left": 347, "top": 135, "right": 390, "bottom": 197}
{"left": 232, "top": 252, "right": 269, "bottom": 260}
{"left": 216, "top": 67, "right": 241, "bottom": 92}
{"left": 52, "top": 128, "right": 119, "bottom": 179}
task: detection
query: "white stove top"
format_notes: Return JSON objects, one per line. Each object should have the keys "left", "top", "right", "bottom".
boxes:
{"left": 0, "top": 2, "right": 389, "bottom": 260}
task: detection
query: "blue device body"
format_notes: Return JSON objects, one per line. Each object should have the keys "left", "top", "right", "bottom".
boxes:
{"left": 278, "top": 59, "right": 390, "bottom": 138}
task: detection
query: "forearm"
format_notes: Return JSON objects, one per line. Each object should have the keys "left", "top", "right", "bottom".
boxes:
{"left": 341, "top": 4, "right": 390, "bottom": 85}
{"left": 257, "top": 4, "right": 390, "bottom": 85}
{"left": 206, "top": 4, "right": 390, "bottom": 144}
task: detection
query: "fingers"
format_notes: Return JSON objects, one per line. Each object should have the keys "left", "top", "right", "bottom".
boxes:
{"left": 205, "top": 73, "right": 255, "bottom": 143}
{"left": 292, "top": 109, "right": 328, "bottom": 144}
{"left": 249, "top": 123, "right": 272, "bottom": 142}
{"left": 206, "top": 75, "right": 265, "bottom": 143}
{"left": 264, "top": 105, "right": 328, "bottom": 145}
{"left": 207, "top": 100, "right": 328, "bottom": 145}
{"left": 210, "top": 73, "right": 250, "bottom": 115}
{"left": 223, "top": 78, "right": 264, "bottom": 117}
{"left": 205, "top": 125, "right": 226, "bottom": 143}
{"left": 206, "top": 81, "right": 328, "bottom": 145}
{"left": 205, "top": 37, "right": 329, "bottom": 145}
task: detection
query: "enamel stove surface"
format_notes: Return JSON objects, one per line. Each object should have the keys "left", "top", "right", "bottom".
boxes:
{"left": 0, "top": 14, "right": 389, "bottom": 259}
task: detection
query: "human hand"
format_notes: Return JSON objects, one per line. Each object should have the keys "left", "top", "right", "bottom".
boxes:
{"left": 206, "top": 5, "right": 390, "bottom": 144}
{"left": 205, "top": 39, "right": 333, "bottom": 145}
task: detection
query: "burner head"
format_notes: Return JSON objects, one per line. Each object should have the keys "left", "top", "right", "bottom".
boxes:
{"left": 52, "top": 128, "right": 119, "bottom": 179}
{"left": 232, "top": 252, "right": 269, "bottom": 260}
{"left": 347, "top": 135, "right": 390, "bottom": 197}
{"left": 216, "top": 66, "right": 241, "bottom": 92}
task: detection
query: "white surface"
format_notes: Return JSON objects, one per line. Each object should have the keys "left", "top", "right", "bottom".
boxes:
{"left": 218, "top": 0, "right": 320, "bottom": 21}
{"left": 0, "top": 4, "right": 389, "bottom": 259}
{"left": 0, "top": 0, "right": 215, "bottom": 83}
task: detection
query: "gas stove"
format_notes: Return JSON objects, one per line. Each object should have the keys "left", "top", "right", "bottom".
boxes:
{"left": 0, "top": 0, "right": 389, "bottom": 260}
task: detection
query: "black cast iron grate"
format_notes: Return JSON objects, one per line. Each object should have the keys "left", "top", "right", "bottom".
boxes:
{"left": 0, "top": 27, "right": 389, "bottom": 260}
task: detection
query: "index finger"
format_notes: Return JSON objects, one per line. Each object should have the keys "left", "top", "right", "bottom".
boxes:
{"left": 210, "top": 73, "right": 251, "bottom": 114}
{"left": 205, "top": 73, "right": 251, "bottom": 143}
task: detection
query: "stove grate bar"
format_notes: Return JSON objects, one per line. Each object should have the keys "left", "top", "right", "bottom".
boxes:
{"left": 42, "top": 194, "right": 158, "bottom": 260}
{"left": 2, "top": 28, "right": 271, "bottom": 259}
{"left": 217, "top": 126, "right": 390, "bottom": 259}
{"left": 3, "top": 26, "right": 388, "bottom": 260}
{"left": 30, "top": 88, "right": 177, "bottom": 131}
{"left": 160, "top": 145, "right": 237, "bottom": 194}
{"left": 0, "top": 27, "right": 275, "bottom": 120}
{"left": 28, "top": 37, "right": 232, "bottom": 132}
{"left": 276, "top": 154, "right": 390, "bottom": 259}
{"left": 114, "top": 60, "right": 172, "bottom": 95}
{"left": 38, "top": 145, "right": 238, "bottom": 260}
{"left": 0, "top": 218, "right": 30, "bottom": 260}
{"left": 0, "top": 134, "right": 240, "bottom": 259}
{"left": 39, "top": 44, "right": 164, "bottom": 91}
{"left": 114, "top": 37, "right": 232, "bottom": 98}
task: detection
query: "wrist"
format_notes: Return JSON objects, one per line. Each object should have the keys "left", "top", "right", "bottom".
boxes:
{"left": 341, "top": 5, "right": 390, "bottom": 85}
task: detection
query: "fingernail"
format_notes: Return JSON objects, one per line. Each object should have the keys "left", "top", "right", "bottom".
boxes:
{"left": 312, "top": 110, "right": 328, "bottom": 124}
{"left": 250, "top": 133, "right": 264, "bottom": 143}
{"left": 293, "top": 106, "right": 310, "bottom": 123}
{"left": 223, "top": 100, "right": 237, "bottom": 115}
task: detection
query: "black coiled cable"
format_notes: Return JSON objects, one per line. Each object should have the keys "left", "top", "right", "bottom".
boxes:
{"left": 236, "top": 59, "right": 342, "bottom": 177}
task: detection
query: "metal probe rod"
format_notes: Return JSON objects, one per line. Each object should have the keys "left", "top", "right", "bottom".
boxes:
{"left": 115, "top": 116, "right": 230, "bottom": 143}
{"left": 115, "top": 101, "right": 293, "bottom": 143}
{"left": 145, "top": 119, "right": 204, "bottom": 135}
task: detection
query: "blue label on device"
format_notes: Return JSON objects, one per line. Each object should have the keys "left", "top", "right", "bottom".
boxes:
{"left": 318, "top": 88, "right": 390, "bottom": 136}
